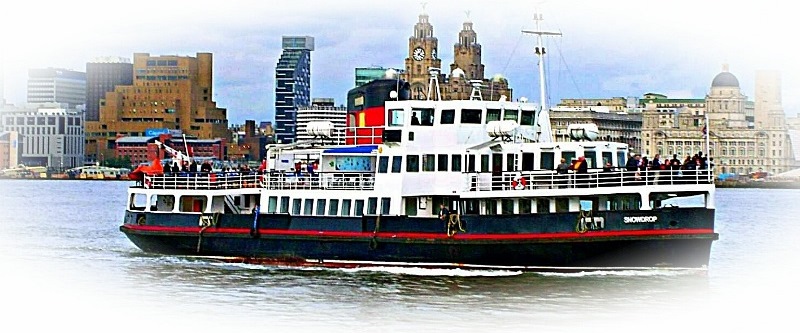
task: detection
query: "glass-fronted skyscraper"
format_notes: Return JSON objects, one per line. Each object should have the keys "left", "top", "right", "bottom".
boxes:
{"left": 275, "top": 36, "right": 314, "bottom": 144}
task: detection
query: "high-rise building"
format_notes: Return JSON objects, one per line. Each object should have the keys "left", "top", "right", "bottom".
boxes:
{"left": 296, "top": 98, "right": 347, "bottom": 144}
{"left": 0, "top": 102, "right": 85, "bottom": 169}
{"left": 84, "top": 52, "right": 228, "bottom": 163}
{"left": 85, "top": 57, "right": 133, "bottom": 122}
{"left": 275, "top": 36, "right": 314, "bottom": 144}
{"left": 27, "top": 68, "right": 86, "bottom": 108}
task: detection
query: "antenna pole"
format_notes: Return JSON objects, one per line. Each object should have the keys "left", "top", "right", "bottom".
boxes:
{"left": 522, "top": 12, "right": 562, "bottom": 143}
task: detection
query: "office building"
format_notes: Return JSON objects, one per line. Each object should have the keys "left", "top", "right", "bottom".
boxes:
{"left": 86, "top": 57, "right": 133, "bottom": 121}
{"left": 0, "top": 103, "right": 85, "bottom": 169}
{"left": 27, "top": 68, "right": 86, "bottom": 108}
{"left": 275, "top": 36, "right": 314, "bottom": 144}
{"left": 85, "top": 52, "right": 228, "bottom": 163}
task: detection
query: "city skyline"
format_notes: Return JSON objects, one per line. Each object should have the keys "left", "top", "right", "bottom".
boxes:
{"left": 1, "top": 0, "right": 796, "bottom": 124}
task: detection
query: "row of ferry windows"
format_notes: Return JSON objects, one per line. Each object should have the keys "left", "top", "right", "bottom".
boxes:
{"left": 389, "top": 108, "right": 537, "bottom": 127}
{"left": 377, "top": 151, "right": 627, "bottom": 173}
{"left": 266, "top": 196, "right": 391, "bottom": 217}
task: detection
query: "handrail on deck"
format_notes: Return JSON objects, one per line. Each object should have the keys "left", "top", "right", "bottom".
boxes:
{"left": 138, "top": 171, "right": 376, "bottom": 191}
{"left": 468, "top": 169, "right": 713, "bottom": 192}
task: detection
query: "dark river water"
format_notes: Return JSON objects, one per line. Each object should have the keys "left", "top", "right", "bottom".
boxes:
{"left": 0, "top": 179, "right": 798, "bottom": 332}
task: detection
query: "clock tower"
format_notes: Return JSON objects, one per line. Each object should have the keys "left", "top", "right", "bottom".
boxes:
{"left": 401, "top": 12, "right": 442, "bottom": 100}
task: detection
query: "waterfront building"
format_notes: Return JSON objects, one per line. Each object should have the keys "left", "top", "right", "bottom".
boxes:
{"left": 0, "top": 103, "right": 85, "bottom": 169}
{"left": 27, "top": 68, "right": 86, "bottom": 108}
{"left": 227, "top": 120, "right": 271, "bottom": 162}
{"left": 296, "top": 98, "right": 347, "bottom": 144}
{"left": 399, "top": 12, "right": 512, "bottom": 101}
{"left": 355, "top": 67, "right": 403, "bottom": 87}
{"left": 0, "top": 131, "right": 21, "bottom": 170}
{"left": 275, "top": 36, "right": 314, "bottom": 144}
{"left": 85, "top": 57, "right": 133, "bottom": 122}
{"left": 85, "top": 52, "right": 228, "bottom": 164}
{"left": 549, "top": 105, "right": 642, "bottom": 153}
{"left": 115, "top": 133, "right": 226, "bottom": 167}
{"left": 640, "top": 66, "right": 795, "bottom": 176}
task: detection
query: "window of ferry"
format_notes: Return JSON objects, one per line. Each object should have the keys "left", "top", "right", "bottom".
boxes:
{"left": 149, "top": 194, "right": 175, "bottom": 212}
{"left": 354, "top": 200, "right": 365, "bottom": 217}
{"left": 562, "top": 151, "right": 576, "bottom": 163}
{"left": 438, "top": 154, "right": 449, "bottom": 171}
{"left": 485, "top": 200, "right": 498, "bottom": 215}
{"left": 328, "top": 199, "right": 339, "bottom": 216}
{"left": 316, "top": 199, "right": 327, "bottom": 216}
{"left": 503, "top": 109, "right": 519, "bottom": 122}
{"left": 405, "top": 199, "right": 418, "bottom": 216}
{"left": 481, "top": 155, "right": 490, "bottom": 172}
{"left": 130, "top": 193, "right": 147, "bottom": 211}
{"left": 521, "top": 111, "right": 536, "bottom": 126}
{"left": 406, "top": 155, "right": 419, "bottom": 172}
{"left": 304, "top": 199, "right": 314, "bottom": 215}
{"left": 378, "top": 156, "right": 389, "bottom": 173}
{"left": 461, "top": 109, "right": 482, "bottom": 124}
{"left": 367, "top": 197, "right": 378, "bottom": 215}
{"left": 180, "top": 196, "right": 207, "bottom": 213}
{"left": 539, "top": 152, "right": 554, "bottom": 170}
{"left": 602, "top": 152, "right": 613, "bottom": 167}
{"left": 519, "top": 199, "right": 532, "bottom": 214}
{"left": 280, "top": 196, "right": 290, "bottom": 214}
{"left": 267, "top": 196, "right": 278, "bottom": 213}
{"left": 555, "top": 198, "right": 570, "bottom": 213}
{"left": 486, "top": 109, "right": 501, "bottom": 122}
{"left": 501, "top": 199, "right": 515, "bottom": 214}
{"left": 467, "top": 155, "right": 476, "bottom": 172}
{"left": 381, "top": 198, "right": 391, "bottom": 215}
{"left": 422, "top": 154, "right": 435, "bottom": 172}
{"left": 391, "top": 156, "right": 403, "bottom": 173}
{"left": 292, "top": 199, "right": 301, "bottom": 215}
{"left": 451, "top": 154, "right": 462, "bottom": 172}
{"left": 341, "top": 199, "right": 352, "bottom": 216}
{"left": 389, "top": 109, "right": 405, "bottom": 127}
{"left": 465, "top": 199, "right": 479, "bottom": 214}
{"left": 441, "top": 109, "right": 455, "bottom": 124}
{"left": 617, "top": 151, "right": 627, "bottom": 167}
{"left": 585, "top": 151, "right": 597, "bottom": 169}
{"left": 537, "top": 199, "right": 550, "bottom": 213}
{"left": 413, "top": 108, "right": 434, "bottom": 126}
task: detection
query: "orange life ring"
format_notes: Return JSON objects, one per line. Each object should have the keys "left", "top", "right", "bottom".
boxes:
{"left": 511, "top": 175, "right": 527, "bottom": 190}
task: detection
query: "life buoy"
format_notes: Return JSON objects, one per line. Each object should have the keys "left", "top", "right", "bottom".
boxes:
{"left": 511, "top": 175, "right": 527, "bottom": 190}
{"left": 136, "top": 215, "right": 146, "bottom": 225}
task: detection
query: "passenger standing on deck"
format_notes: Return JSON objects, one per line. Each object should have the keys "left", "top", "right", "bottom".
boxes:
{"left": 411, "top": 112, "right": 421, "bottom": 125}
{"left": 439, "top": 203, "right": 450, "bottom": 222}
{"left": 556, "top": 158, "right": 570, "bottom": 188}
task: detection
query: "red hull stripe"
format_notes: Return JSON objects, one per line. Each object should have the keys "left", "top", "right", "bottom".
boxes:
{"left": 122, "top": 225, "right": 715, "bottom": 240}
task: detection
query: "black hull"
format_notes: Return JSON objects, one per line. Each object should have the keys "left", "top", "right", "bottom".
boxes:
{"left": 121, "top": 208, "right": 717, "bottom": 270}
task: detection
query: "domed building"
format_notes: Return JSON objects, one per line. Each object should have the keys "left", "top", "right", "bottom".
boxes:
{"left": 640, "top": 65, "right": 796, "bottom": 176}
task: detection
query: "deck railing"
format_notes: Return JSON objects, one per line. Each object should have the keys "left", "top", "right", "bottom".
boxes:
{"left": 468, "top": 169, "right": 714, "bottom": 192}
{"left": 141, "top": 171, "right": 376, "bottom": 191}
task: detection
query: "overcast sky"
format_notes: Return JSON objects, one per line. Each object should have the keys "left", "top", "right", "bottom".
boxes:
{"left": 1, "top": 0, "right": 797, "bottom": 124}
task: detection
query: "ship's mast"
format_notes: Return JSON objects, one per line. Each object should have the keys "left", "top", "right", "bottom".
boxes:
{"left": 522, "top": 13, "right": 561, "bottom": 143}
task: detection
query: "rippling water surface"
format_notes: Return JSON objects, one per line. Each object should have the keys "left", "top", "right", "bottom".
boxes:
{"left": 1, "top": 180, "right": 798, "bottom": 332}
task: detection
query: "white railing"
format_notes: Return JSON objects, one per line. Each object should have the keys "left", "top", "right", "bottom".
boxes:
{"left": 468, "top": 169, "right": 714, "bottom": 192}
{"left": 140, "top": 171, "right": 376, "bottom": 191}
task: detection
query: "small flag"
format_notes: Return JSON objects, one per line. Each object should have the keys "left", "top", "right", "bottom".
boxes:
{"left": 701, "top": 124, "right": 707, "bottom": 136}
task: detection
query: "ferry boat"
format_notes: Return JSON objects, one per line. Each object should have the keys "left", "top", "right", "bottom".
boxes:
{"left": 119, "top": 24, "right": 717, "bottom": 271}
{"left": 66, "top": 165, "right": 132, "bottom": 180}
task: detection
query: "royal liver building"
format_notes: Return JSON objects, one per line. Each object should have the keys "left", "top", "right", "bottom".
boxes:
{"left": 640, "top": 65, "right": 795, "bottom": 176}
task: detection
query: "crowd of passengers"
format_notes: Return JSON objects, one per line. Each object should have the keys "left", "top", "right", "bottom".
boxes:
{"left": 549, "top": 151, "right": 713, "bottom": 187}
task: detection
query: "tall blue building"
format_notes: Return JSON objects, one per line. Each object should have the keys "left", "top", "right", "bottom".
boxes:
{"left": 275, "top": 36, "right": 314, "bottom": 143}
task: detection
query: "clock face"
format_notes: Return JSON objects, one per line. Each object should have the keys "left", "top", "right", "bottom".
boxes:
{"left": 412, "top": 47, "right": 425, "bottom": 61}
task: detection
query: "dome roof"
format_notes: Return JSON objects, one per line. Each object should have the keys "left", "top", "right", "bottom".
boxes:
{"left": 711, "top": 67, "right": 739, "bottom": 88}
{"left": 451, "top": 68, "right": 465, "bottom": 78}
